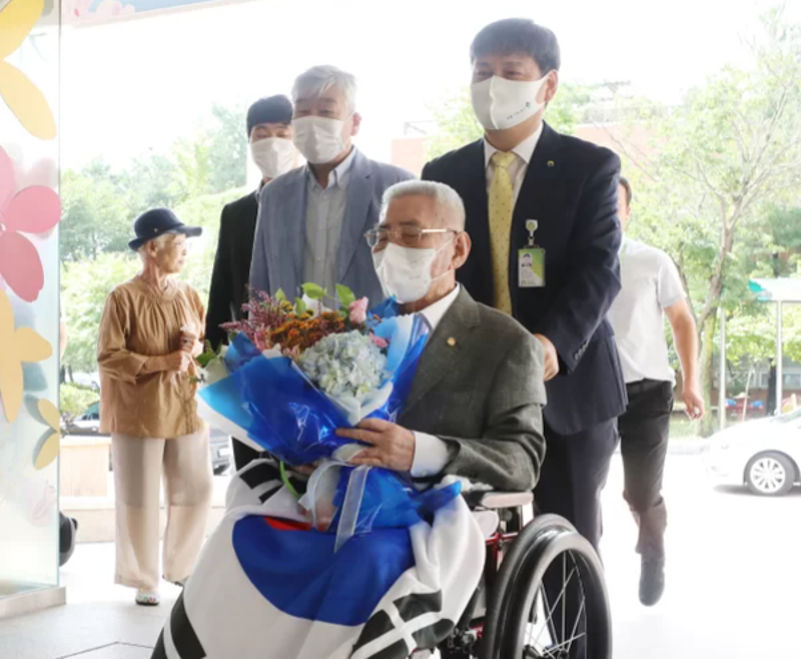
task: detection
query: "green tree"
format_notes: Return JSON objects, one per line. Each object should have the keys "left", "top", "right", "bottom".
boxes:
{"left": 60, "top": 165, "right": 131, "bottom": 261}
{"left": 426, "top": 83, "right": 592, "bottom": 159}
{"left": 618, "top": 8, "right": 801, "bottom": 434}
{"left": 206, "top": 104, "right": 248, "bottom": 193}
{"left": 61, "top": 253, "right": 139, "bottom": 373}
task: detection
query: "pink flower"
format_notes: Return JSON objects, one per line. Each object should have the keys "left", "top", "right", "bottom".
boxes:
{"left": 349, "top": 297, "right": 369, "bottom": 325}
{"left": 371, "top": 335, "right": 389, "bottom": 349}
{"left": 0, "top": 147, "right": 61, "bottom": 303}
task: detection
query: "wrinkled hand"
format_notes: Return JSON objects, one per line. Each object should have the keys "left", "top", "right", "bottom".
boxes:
{"left": 683, "top": 385, "right": 705, "bottom": 420}
{"left": 336, "top": 418, "right": 415, "bottom": 472}
{"left": 163, "top": 350, "right": 193, "bottom": 373}
{"left": 533, "top": 334, "right": 559, "bottom": 381}
{"left": 180, "top": 329, "right": 203, "bottom": 357}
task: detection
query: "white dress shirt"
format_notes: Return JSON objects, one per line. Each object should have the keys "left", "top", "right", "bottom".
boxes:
{"left": 303, "top": 148, "right": 357, "bottom": 296}
{"left": 483, "top": 121, "right": 544, "bottom": 204}
{"left": 607, "top": 237, "right": 686, "bottom": 385}
{"left": 410, "top": 285, "right": 461, "bottom": 478}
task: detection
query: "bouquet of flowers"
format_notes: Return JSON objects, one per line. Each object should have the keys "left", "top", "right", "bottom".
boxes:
{"left": 195, "top": 283, "right": 460, "bottom": 549}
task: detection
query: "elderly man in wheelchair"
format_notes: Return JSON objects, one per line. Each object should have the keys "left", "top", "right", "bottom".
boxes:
{"left": 152, "top": 181, "right": 610, "bottom": 659}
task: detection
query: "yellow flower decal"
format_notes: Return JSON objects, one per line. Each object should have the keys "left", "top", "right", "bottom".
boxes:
{"left": 0, "top": 0, "right": 56, "bottom": 140}
{"left": 0, "top": 289, "right": 52, "bottom": 423}
{"left": 33, "top": 398, "right": 59, "bottom": 470}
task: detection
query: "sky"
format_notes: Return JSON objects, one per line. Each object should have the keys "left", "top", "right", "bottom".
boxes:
{"left": 60, "top": 0, "right": 798, "bottom": 171}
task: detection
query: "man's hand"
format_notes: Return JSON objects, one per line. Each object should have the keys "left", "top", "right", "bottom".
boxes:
{"left": 533, "top": 334, "right": 559, "bottom": 381}
{"left": 682, "top": 384, "right": 705, "bottom": 420}
{"left": 336, "top": 418, "right": 415, "bottom": 472}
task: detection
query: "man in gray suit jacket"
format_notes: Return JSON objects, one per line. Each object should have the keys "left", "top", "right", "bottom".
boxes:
{"left": 336, "top": 180, "right": 546, "bottom": 492}
{"left": 250, "top": 65, "right": 413, "bottom": 304}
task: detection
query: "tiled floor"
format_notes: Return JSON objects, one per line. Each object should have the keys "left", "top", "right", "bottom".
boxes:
{"left": 1, "top": 455, "right": 800, "bottom": 658}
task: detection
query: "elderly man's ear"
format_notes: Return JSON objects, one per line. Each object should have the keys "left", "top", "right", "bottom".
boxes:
{"left": 452, "top": 232, "right": 472, "bottom": 270}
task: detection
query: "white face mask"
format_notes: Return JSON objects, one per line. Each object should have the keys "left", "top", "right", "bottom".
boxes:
{"left": 470, "top": 74, "right": 549, "bottom": 131}
{"left": 250, "top": 137, "right": 296, "bottom": 180}
{"left": 292, "top": 116, "right": 349, "bottom": 164}
{"left": 372, "top": 239, "right": 453, "bottom": 304}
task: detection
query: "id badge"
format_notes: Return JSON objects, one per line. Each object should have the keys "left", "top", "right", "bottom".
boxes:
{"left": 518, "top": 247, "right": 546, "bottom": 288}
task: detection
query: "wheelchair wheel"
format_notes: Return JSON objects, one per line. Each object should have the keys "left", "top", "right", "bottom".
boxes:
{"left": 481, "top": 515, "right": 611, "bottom": 659}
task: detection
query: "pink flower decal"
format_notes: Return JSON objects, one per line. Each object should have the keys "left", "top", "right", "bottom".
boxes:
{"left": 0, "top": 146, "right": 61, "bottom": 303}
{"left": 349, "top": 297, "right": 369, "bottom": 325}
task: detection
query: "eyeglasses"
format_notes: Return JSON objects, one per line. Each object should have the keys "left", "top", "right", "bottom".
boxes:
{"left": 364, "top": 226, "right": 458, "bottom": 249}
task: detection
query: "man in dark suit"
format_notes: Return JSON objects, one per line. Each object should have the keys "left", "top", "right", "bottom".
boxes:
{"left": 206, "top": 95, "right": 297, "bottom": 470}
{"left": 422, "top": 18, "right": 626, "bottom": 553}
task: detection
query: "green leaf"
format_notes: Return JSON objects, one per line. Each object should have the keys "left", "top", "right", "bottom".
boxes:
{"left": 336, "top": 284, "right": 356, "bottom": 308}
{"left": 275, "top": 289, "right": 286, "bottom": 302}
{"left": 301, "top": 283, "right": 326, "bottom": 300}
{"left": 294, "top": 297, "right": 307, "bottom": 316}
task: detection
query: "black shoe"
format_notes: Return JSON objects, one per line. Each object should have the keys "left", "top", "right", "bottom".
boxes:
{"left": 59, "top": 514, "right": 78, "bottom": 567}
{"left": 639, "top": 554, "right": 665, "bottom": 606}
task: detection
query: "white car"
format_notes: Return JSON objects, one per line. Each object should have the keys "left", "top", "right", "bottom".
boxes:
{"left": 706, "top": 407, "right": 801, "bottom": 496}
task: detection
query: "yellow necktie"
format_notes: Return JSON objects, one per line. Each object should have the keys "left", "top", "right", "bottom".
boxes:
{"left": 489, "top": 151, "right": 517, "bottom": 315}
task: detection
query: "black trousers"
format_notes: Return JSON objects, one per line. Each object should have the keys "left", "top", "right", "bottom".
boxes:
{"left": 535, "top": 418, "right": 619, "bottom": 552}
{"left": 618, "top": 379, "right": 673, "bottom": 558}
{"left": 232, "top": 438, "right": 261, "bottom": 472}
{"left": 534, "top": 419, "right": 618, "bottom": 659}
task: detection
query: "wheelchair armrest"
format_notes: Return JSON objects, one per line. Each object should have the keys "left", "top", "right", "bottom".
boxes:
{"left": 464, "top": 491, "right": 534, "bottom": 510}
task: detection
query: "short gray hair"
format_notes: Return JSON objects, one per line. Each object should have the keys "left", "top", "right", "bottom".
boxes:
{"left": 137, "top": 232, "right": 178, "bottom": 261}
{"left": 292, "top": 65, "right": 357, "bottom": 113}
{"left": 381, "top": 180, "right": 466, "bottom": 229}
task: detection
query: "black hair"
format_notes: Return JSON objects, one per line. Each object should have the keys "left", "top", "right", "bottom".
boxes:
{"left": 619, "top": 176, "right": 633, "bottom": 207}
{"left": 246, "top": 95, "right": 293, "bottom": 137}
{"left": 470, "top": 18, "right": 561, "bottom": 73}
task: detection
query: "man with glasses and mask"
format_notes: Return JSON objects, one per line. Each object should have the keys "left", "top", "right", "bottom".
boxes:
{"left": 250, "top": 66, "right": 413, "bottom": 305}
{"left": 422, "top": 18, "right": 625, "bottom": 557}
{"left": 337, "top": 179, "right": 546, "bottom": 496}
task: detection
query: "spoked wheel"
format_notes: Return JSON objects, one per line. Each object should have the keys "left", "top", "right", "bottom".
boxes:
{"left": 481, "top": 516, "right": 611, "bottom": 659}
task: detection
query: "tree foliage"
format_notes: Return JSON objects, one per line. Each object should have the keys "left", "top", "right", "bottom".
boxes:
{"left": 617, "top": 8, "right": 801, "bottom": 432}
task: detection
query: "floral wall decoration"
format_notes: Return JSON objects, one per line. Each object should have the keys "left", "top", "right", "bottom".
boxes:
{"left": 0, "top": 290, "right": 53, "bottom": 424}
{"left": 0, "top": 0, "right": 57, "bottom": 140}
{"left": 0, "top": 146, "right": 61, "bottom": 302}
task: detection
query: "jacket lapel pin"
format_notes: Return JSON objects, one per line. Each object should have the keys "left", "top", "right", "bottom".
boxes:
{"left": 446, "top": 337, "right": 457, "bottom": 347}
{"left": 547, "top": 160, "right": 555, "bottom": 168}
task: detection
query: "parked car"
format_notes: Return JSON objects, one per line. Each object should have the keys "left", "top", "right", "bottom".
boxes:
{"left": 65, "top": 402, "right": 232, "bottom": 475}
{"left": 71, "top": 372, "right": 101, "bottom": 391}
{"left": 706, "top": 407, "right": 801, "bottom": 496}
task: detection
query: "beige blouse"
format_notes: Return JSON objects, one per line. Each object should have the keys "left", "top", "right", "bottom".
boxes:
{"left": 97, "top": 276, "right": 206, "bottom": 438}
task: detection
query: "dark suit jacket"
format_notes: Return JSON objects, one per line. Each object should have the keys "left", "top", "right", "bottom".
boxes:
{"left": 400, "top": 289, "right": 547, "bottom": 491}
{"left": 205, "top": 191, "right": 259, "bottom": 350}
{"left": 422, "top": 123, "right": 627, "bottom": 436}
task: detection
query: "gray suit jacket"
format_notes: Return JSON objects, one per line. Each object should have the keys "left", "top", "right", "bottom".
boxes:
{"left": 400, "top": 289, "right": 547, "bottom": 492}
{"left": 249, "top": 149, "right": 414, "bottom": 302}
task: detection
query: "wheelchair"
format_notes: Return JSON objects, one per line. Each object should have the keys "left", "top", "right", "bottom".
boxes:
{"left": 431, "top": 491, "right": 612, "bottom": 659}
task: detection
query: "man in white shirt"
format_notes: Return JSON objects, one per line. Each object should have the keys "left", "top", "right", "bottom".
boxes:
{"left": 608, "top": 176, "right": 705, "bottom": 606}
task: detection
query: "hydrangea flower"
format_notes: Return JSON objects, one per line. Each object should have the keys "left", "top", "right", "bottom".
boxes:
{"left": 298, "top": 330, "right": 387, "bottom": 400}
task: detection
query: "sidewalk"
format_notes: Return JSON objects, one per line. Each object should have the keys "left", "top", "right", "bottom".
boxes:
{"left": 0, "top": 542, "right": 179, "bottom": 658}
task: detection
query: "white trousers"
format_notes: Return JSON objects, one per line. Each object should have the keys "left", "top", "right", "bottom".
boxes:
{"left": 111, "top": 429, "right": 213, "bottom": 590}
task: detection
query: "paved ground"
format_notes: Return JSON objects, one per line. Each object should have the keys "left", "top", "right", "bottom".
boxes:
{"left": 1, "top": 454, "right": 800, "bottom": 658}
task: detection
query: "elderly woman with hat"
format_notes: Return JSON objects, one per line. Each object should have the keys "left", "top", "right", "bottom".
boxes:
{"left": 97, "top": 208, "right": 213, "bottom": 606}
